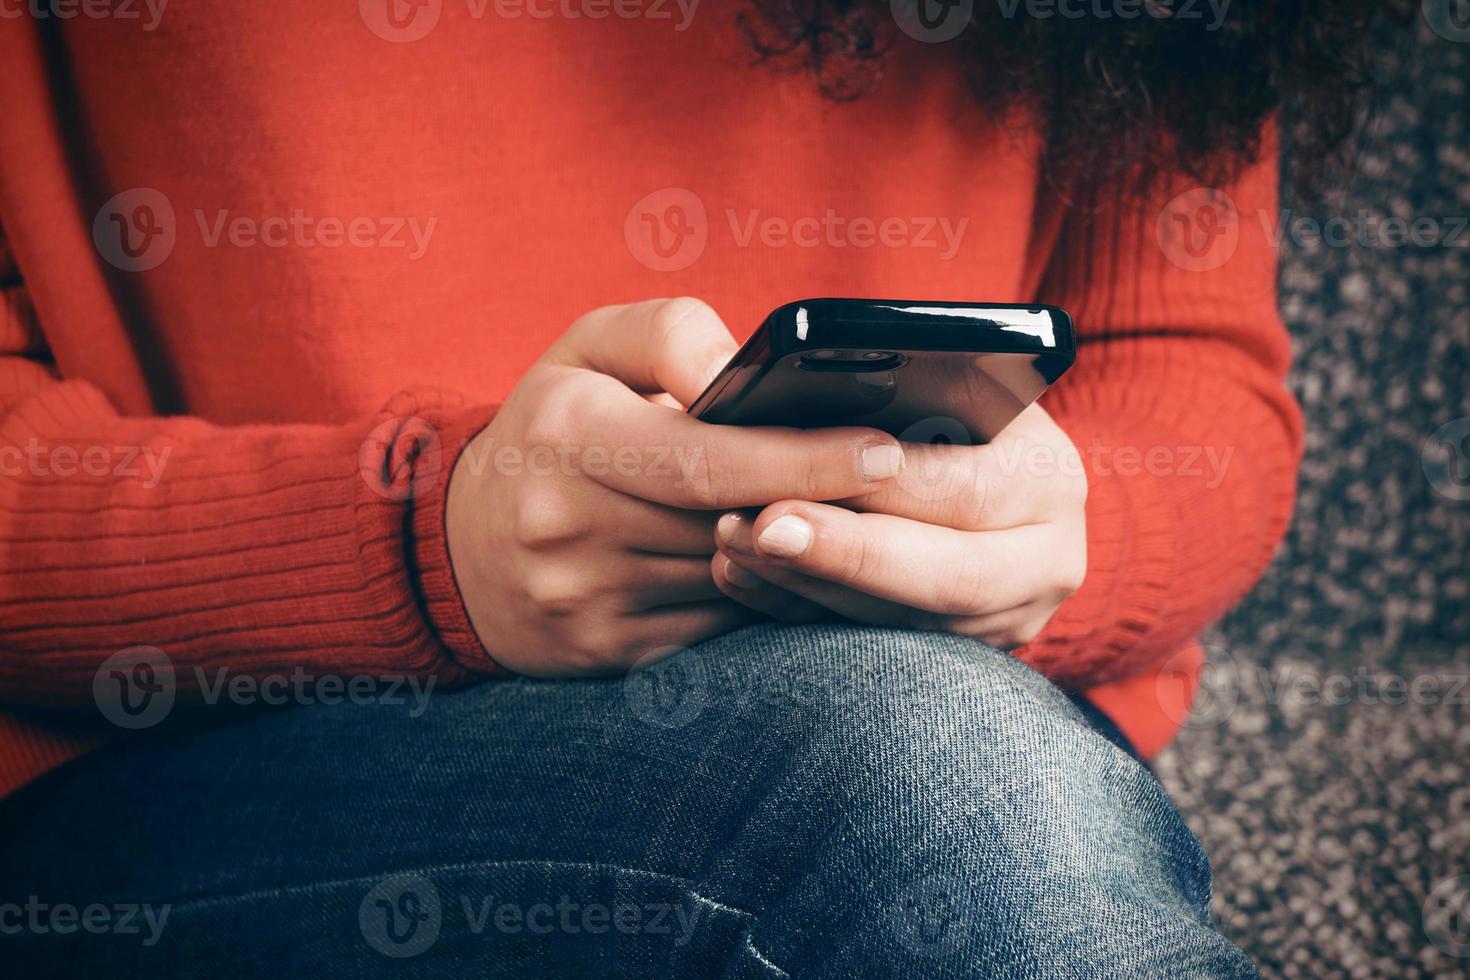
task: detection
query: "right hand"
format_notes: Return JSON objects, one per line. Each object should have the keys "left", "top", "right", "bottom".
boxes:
{"left": 445, "top": 298, "right": 906, "bottom": 677}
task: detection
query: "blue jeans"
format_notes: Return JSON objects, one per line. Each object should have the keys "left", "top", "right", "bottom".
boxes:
{"left": 0, "top": 625, "right": 1255, "bottom": 978}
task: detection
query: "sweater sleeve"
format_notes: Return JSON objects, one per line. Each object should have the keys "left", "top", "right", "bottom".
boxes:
{"left": 1018, "top": 128, "right": 1304, "bottom": 690}
{"left": 0, "top": 234, "right": 504, "bottom": 709}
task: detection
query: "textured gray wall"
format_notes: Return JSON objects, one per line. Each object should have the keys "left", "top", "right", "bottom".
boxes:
{"left": 1157, "top": 15, "right": 1470, "bottom": 979}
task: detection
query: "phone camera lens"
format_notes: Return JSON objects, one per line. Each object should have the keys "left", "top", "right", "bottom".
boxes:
{"left": 799, "top": 350, "right": 907, "bottom": 372}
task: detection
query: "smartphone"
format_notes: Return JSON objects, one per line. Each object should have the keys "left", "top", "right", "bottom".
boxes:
{"left": 688, "top": 298, "right": 1075, "bottom": 444}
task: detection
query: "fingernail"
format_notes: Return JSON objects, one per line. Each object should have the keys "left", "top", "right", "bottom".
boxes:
{"left": 757, "top": 515, "right": 812, "bottom": 559}
{"left": 723, "top": 558, "right": 762, "bottom": 589}
{"left": 717, "top": 512, "right": 745, "bottom": 547}
{"left": 861, "top": 443, "right": 905, "bottom": 482}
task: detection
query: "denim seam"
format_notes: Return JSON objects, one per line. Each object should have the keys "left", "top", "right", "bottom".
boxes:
{"left": 148, "top": 859, "right": 726, "bottom": 911}
{"left": 150, "top": 857, "right": 791, "bottom": 977}
{"left": 684, "top": 890, "right": 788, "bottom": 978}
{"left": 743, "top": 931, "right": 790, "bottom": 977}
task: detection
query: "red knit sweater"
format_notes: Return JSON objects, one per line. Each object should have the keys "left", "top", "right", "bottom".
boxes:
{"left": 0, "top": 11, "right": 1301, "bottom": 795}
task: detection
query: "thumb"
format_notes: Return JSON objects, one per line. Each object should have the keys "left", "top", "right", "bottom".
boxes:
{"left": 551, "top": 297, "right": 738, "bottom": 407}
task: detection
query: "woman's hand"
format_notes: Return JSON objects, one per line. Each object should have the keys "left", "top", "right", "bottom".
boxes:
{"left": 445, "top": 298, "right": 906, "bottom": 676}
{"left": 711, "top": 403, "right": 1088, "bottom": 650}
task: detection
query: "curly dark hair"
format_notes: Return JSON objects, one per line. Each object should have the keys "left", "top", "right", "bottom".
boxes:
{"left": 739, "top": 0, "right": 1415, "bottom": 199}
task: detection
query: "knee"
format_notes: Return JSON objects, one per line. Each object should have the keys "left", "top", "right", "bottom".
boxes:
{"left": 686, "top": 623, "right": 1086, "bottom": 774}
{"left": 622, "top": 627, "right": 1237, "bottom": 973}
{"left": 668, "top": 623, "right": 1209, "bottom": 900}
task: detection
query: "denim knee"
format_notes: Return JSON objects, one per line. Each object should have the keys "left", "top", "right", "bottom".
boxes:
{"left": 647, "top": 624, "right": 1240, "bottom": 977}
{"left": 655, "top": 624, "right": 1202, "bottom": 869}
{"left": 668, "top": 622, "right": 1122, "bottom": 785}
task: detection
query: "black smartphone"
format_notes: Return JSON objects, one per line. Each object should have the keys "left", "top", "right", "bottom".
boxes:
{"left": 688, "top": 298, "right": 1075, "bottom": 444}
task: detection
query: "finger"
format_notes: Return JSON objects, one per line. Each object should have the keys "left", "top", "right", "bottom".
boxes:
{"left": 565, "top": 375, "right": 905, "bottom": 510}
{"left": 622, "top": 555, "right": 725, "bottom": 610}
{"left": 549, "top": 297, "right": 738, "bottom": 407}
{"left": 711, "top": 553, "right": 834, "bottom": 624}
{"left": 621, "top": 502, "right": 719, "bottom": 555}
{"left": 501, "top": 472, "right": 719, "bottom": 556}
{"left": 614, "top": 599, "right": 761, "bottom": 667}
{"left": 721, "top": 549, "right": 1050, "bottom": 648}
{"left": 838, "top": 442, "right": 1040, "bottom": 530}
{"left": 942, "top": 601, "right": 1056, "bottom": 651}
{"left": 840, "top": 405, "right": 1081, "bottom": 531}
{"left": 720, "top": 550, "right": 922, "bottom": 627}
{"left": 717, "top": 505, "right": 1078, "bottom": 616}
{"left": 563, "top": 482, "right": 719, "bottom": 555}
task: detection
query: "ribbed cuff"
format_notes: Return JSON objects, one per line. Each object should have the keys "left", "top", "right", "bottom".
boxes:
{"left": 400, "top": 399, "right": 508, "bottom": 677}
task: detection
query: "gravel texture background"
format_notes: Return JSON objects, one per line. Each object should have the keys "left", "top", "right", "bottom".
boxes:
{"left": 1154, "top": 15, "right": 1470, "bottom": 979}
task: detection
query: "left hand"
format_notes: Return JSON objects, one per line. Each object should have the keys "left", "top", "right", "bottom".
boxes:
{"left": 710, "top": 403, "right": 1088, "bottom": 650}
